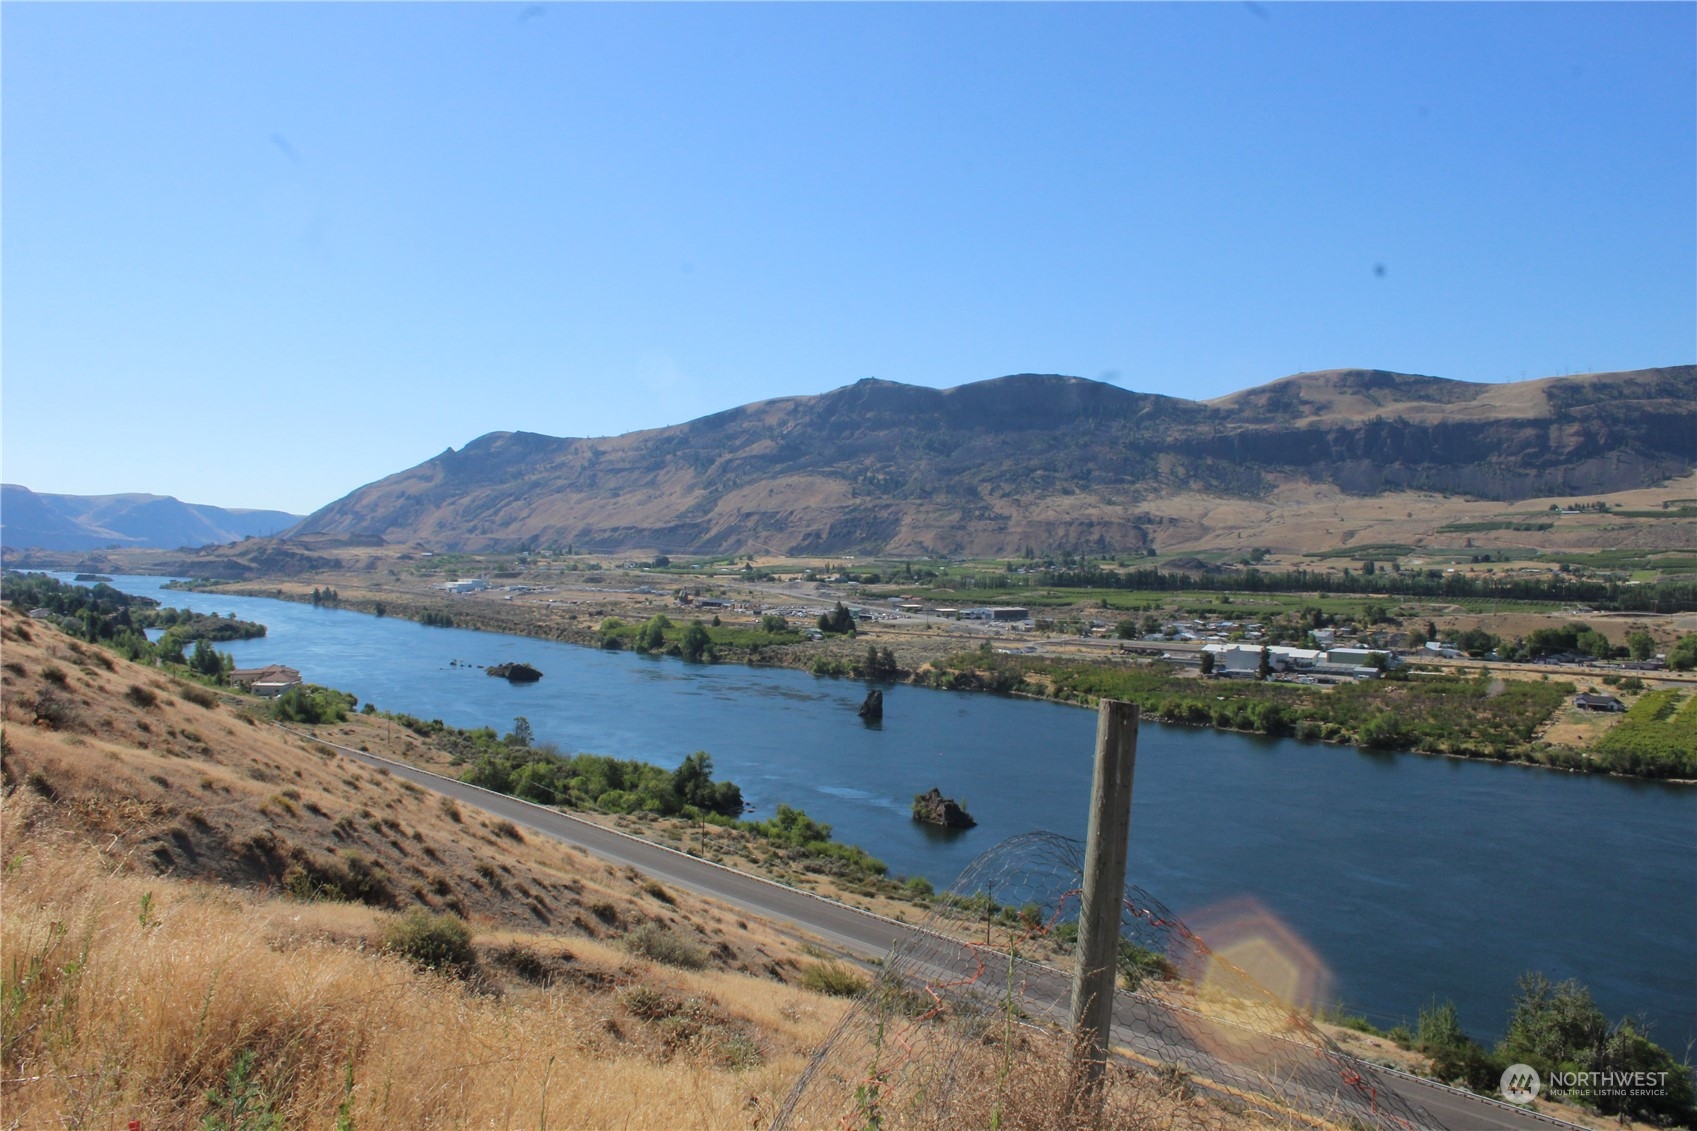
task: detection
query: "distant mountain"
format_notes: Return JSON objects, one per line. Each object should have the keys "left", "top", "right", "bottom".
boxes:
{"left": 1, "top": 486, "right": 304, "bottom": 551}
{"left": 291, "top": 366, "right": 1696, "bottom": 557}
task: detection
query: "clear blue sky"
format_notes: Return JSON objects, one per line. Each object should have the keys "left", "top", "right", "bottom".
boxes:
{"left": 4, "top": 2, "right": 1692, "bottom": 515}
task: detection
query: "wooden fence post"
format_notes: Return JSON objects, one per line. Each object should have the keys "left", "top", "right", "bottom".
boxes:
{"left": 1070, "top": 698, "right": 1139, "bottom": 1098}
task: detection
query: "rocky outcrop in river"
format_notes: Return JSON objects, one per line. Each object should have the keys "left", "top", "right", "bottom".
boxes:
{"left": 912, "top": 787, "right": 975, "bottom": 829}
{"left": 487, "top": 662, "right": 543, "bottom": 683}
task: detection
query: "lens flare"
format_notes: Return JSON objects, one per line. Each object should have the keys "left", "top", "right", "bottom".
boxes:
{"left": 1185, "top": 896, "right": 1333, "bottom": 1013}
{"left": 1164, "top": 897, "right": 1336, "bottom": 1071}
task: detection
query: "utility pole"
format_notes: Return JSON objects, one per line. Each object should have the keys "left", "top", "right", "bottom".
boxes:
{"left": 1070, "top": 699, "right": 1139, "bottom": 1099}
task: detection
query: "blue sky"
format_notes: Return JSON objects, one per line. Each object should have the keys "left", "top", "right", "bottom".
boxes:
{"left": 4, "top": 2, "right": 1692, "bottom": 515}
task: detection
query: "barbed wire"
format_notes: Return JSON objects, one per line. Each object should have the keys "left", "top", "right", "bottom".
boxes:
{"left": 775, "top": 832, "right": 1441, "bottom": 1131}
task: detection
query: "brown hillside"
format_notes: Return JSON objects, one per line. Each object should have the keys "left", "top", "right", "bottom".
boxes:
{"left": 279, "top": 366, "right": 1694, "bottom": 557}
{"left": 0, "top": 607, "right": 799, "bottom": 973}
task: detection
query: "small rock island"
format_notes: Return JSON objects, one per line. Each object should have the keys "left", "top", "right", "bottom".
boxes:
{"left": 858, "top": 689, "right": 883, "bottom": 721}
{"left": 912, "top": 787, "right": 975, "bottom": 829}
{"left": 487, "top": 662, "right": 543, "bottom": 683}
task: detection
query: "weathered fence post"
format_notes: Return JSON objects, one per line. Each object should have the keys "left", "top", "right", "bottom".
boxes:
{"left": 1070, "top": 698, "right": 1139, "bottom": 1098}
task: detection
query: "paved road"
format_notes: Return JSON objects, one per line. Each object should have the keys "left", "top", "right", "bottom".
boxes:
{"left": 303, "top": 730, "right": 1575, "bottom": 1131}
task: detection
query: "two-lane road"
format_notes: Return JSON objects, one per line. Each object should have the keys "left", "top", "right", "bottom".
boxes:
{"left": 301, "top": 729, "right": 1579, "bottom": 1131}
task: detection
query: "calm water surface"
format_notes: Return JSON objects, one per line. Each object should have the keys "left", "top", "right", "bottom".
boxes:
{"left": 83, "top": 576, "right": 1697, "bottom": 1047}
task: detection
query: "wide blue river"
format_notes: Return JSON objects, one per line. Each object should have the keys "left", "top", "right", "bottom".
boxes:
{"left": 83, "top": 575, "right": 1696, "bottom": 1049}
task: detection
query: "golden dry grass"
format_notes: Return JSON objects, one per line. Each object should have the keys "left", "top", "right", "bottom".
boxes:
{"left": 1, "top": 789, "right": 843, "bottom": 1128}
{"left": 777, "top": 995, "right": 1283, "bottom": 1131}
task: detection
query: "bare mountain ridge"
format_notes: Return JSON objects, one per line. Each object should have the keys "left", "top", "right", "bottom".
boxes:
{"left": 1, "top": 485, "right": 304, "bottom": 552}
{"left": 294, "top": 366, "right": 1696, "bottom": 557}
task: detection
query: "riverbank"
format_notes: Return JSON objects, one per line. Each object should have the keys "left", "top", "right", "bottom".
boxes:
{"left": 161, "top": 575, "right": 1695, "bottom": 781}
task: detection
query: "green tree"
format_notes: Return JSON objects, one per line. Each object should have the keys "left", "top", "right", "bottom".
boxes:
{"left": 634, "top": 613, "right": 672, "bottom": 653}
{"left": 1455, "top": 628, "right": 1499, "bottom": 658}
{"left": 1574, "top": 629, "right": 1615, "bottom": 659}
{"left": 672, "top": 750, "right": 713, "bottom": 807}
{"left": 1198, "top": 651, "right": 1215, "bottom": 676}
{"left": 1624, "top": 630, "right": 1656, "bottom": 662}
{"left": 1668, "top": 634, "right": 1697, "bottom": 671}
{"left": 158, "top": 631, "right": 187, "bottom": 665}
{"left": 506, "top": 716, "right": 533, "bottom": 748}
{"left": 1412, "top": 1000, "right": 1501, "bottom": 1092}
{"left": 1593, "top": 1016, "right": 1697, "bottom": 1124}
{"left": 817, "top": 602, "right": 857, "bottom": 636}
{"left": 1526, "top": 623, "right": 1590, "bottom": 658}
{"left": 1500, "top": 972, "right": 1609, "bottom": 1072}
{"left": 669, "top": 750, "right": 743, "bottom": 816}
{"left": 1416, "top": 1000, "right": 1467, "bottom": 1052}
{"left": 189, "top": 640, "right": 230, "bottom": 682}
{"left": 680, "top": 621, "right": 713, "bottom": 663}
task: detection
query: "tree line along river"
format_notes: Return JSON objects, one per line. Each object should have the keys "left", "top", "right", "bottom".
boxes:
{"left": 74, "top": 574, "right": 1697, "bottom": 1053}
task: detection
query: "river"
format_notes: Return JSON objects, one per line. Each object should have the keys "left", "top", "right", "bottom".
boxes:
{"left": 73, "top": 575, "right": 1697, "bottom": 1050}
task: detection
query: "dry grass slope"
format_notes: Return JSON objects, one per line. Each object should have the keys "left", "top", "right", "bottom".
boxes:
{"left": 1, "top": 794, "right": 841, "bottom": 1128}
{"left": 0, "top": 608, "right": 845, "bottom": 1127}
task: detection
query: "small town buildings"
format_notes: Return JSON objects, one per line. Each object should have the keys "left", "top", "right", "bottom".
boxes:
{"left": 961, "top": 606, "right": 1032, "bottom": 622}
{"left": 1209, "top": 644, "right": 1270, "bottom": 675}
{"left": 1199, "top": 643, "right": 1386, "bottom": 679}
{"left": 1572, "top": 693, "right": 1625, "bottom": 712}
{"left": 439, "top": 578, "right": 489, "bottom": 594}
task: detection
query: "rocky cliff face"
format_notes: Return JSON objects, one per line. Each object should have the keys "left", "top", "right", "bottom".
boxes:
{"left": 288, "top": 366, "right": 1696, "bottom": 557}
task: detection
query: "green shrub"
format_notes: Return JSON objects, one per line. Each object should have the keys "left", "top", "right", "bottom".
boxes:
{"left": 382, "top": 909, "right": 476, "bottom": 977}
{"left": 271, "top": 684, "right": 356, "bottom": 725}
{"left": 125, "top": 684, "right": 158, "bottom": 708}
{"left": 799, "top": 961, "right": 868, "bottom": 997}
{"left": 1117, "top": 941, "right": 1176, "bottom": 991}
{"left": 619, "top": 984, "right": 683, "bottom": 1019}
{"left": 282, "top": 850, "right": 393, "bottom": 907}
